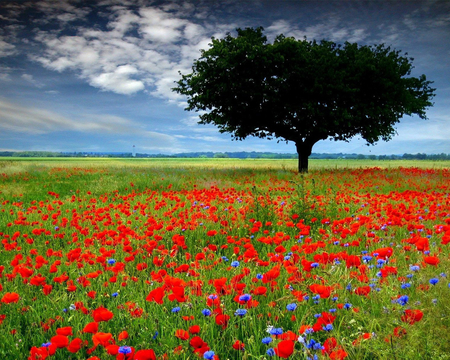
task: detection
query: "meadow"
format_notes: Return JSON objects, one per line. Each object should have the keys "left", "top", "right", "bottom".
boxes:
{"left": 1, "top": 158, "right": 450, "bottom": 360}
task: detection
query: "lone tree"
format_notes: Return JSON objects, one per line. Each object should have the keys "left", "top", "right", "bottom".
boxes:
{"left": 173, "top": 27, "right": 435, "bottom": 172}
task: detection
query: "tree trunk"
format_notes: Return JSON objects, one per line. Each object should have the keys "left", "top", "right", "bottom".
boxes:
{"left": 295, "top": 141, "right": 314, "bottom": 173}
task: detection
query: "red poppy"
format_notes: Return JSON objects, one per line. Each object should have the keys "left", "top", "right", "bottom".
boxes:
{"left": 92, "top": 306, "right": 114, "bottom": 322}
{"left": 354, "top": 286, "right": 371, "bottom": 297}
{"left": 189, "top": 325, "right": 200, "bottom": 334}
{"left": 50, "top": 334, "right": 69, "bottom": 348}
{"left": 274, "top": 340, "right": 295, "bottom": 358}
{"left": 175, "top": 329, "right": 190, "bottom": 340}
{"left": 423, "top": 256, "right": 440, "bottom": 266}
{"left": 83, "top": 322, "right": 99, "bottom": 334}
{"left": 189, "top": 336, "right": 206, "bottom": 349}
{"left": 56, "top": 326, "right": 73, "bottom": 336}
{"left": 401, "top": 309, "right": 423, "bottom": 324}
{"left": 67, "top": 338, "right": 83, "bottom": 353}
{"left": 42, "top": 284, "right": 53, "bottom": 295}
{"left": 133, "top": 349, "right": 156, "bottom": 360}
{"left": 215, "top": 314, "right": 230, "bottom": 329}
{"left": 1, "top": 292, "right": 20, "bottom": 304}
{"left": 92, "top": 332, "right": 113, "bottom": 347}
{"left": 118, "top": 330, "right": 129, "bottom": 341}
{"left": 146, "top": 286, "right": 165, "bottom": 304}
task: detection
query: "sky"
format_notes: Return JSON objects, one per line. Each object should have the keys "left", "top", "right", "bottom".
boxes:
{"left": 0, "top": 0, "right": 449, "bottom": 155}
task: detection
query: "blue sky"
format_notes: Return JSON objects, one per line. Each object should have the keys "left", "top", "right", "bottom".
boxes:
{"left": 1, "top": 0, "right": 449, "bottom": 155}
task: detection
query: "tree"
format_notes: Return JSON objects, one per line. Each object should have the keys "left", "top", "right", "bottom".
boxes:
{"left": 173, "top": 27, "right": 435, "bottom": 172}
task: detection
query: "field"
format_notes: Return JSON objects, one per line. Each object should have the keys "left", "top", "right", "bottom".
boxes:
{"left": 1, "top": 158, "right": 450, "bottom": 360}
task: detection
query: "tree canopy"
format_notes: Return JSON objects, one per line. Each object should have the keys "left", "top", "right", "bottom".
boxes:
{"left": 173, "top": 27, "right": 435, "bottom": 172}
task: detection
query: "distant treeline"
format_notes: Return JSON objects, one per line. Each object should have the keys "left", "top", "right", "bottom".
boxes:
{"left": 1, "top": 151, "right": 450, "bottom": 160}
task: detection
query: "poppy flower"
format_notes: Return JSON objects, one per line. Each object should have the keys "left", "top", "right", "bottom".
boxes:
{"left": 56, "top": 326, "right": 73, "bottom": 336}
{"left": 189, "top": 325, "right": 200, "bottom": 334}
{"left": 274, "top": 340, "right": 295, "bottom": 358}
{"left": 232, "top": 340, "right": 245, "bottom": 350}
{"left": 175, "top": 329, "right": 190, "bottom": 340}
{"left": 133, "top": 349, "right": 156, "bottom": 360}
{"left": 1, "top": 292, "right": 20, "bottom": 304}
{"left": 92, "top": 306, "right": 114, "bottom": 322}
{"left": 83, "top": 322, "right": 99, "bottom": 334}
{"left": 401, "top": 309, "right": 423, "bottom": 324}
{"left": 215, "top": 314, "right": 230, "bottom": 329}
{"left": 68, "top": 338, "right": 83, "bottom": 353}
{"left": 92, "top": 332, "right": 113, "bottom": 347}
{"left": 50, "top": 334, "right": 69, "bottom": 348}
{"left": 146, "top": 286, "right": 165, "bottom": 304}
{"left": 354, "top": 286, "right": 371, "bottom": 297}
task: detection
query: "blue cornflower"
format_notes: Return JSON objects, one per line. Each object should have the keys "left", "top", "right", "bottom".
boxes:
{"left": 311, "top": 262, "right": 319, "bottom": 268}
{"left": 396, "top": 295, "right": 409, "bottom": 306}
{"left": 410, "top": 265, "right": 420, "bottom": 271}
{"left": 362, "top": 255, "right": 373, "bottom": 263}
{"left": 262, "top": 337, "right": 273, "bottom": 344}
{"left": 234, "top": 308, "right": 247, "bottom": 317}
{"left": 344, "top": 303, "right": 352, "bottom": 310}
{"left": 256, "top": 273, "right": 263, "bottom": 280}
{"left": 332, "top": 297, "right": 338, "bottom": 302}
{"left": 269, "top": 327, "right": 283, "bottom": 335}
{"left": 239, "top": 294, "right": 251, "bottom": 302}
{"left": 329, "top": 308, "right": 337, "bottom": 313}
{"left": 203, "top": 350, "right": 215, "bottom": 359}
{"left": 377, "top": 259, "right": 386, "bottom": 268}
{"left": 112, "top": 292, "right": 118, "bottom": 297}
{"left": 266, "top": 348, "right": 276, "bottom": 356}
{"left": 323, "top": 324, "right": 333, "bottom": 332}
{"left": 346, "top": 284, "right": 352, "bottom": 291}
{"left": 171, "top": 307, "right": 181, "bottom": 313}
{"left": 221, "top": 256, "right": 229, "bottom": 262}
{"left": 107, "top": 258, "right": 116, "bottom": 265}
{"left": 430, "top": 278, "right": 439, "bottom": 285}
{"left": 306, "top": 339, "right": 323, "bottom": 350}
{"left": 208, "top": 294, "right": 218, "bottom": 300}
{"left": 401, "top": 283, "right": 411, "bottom": 289}
{"left": 41, "top": 342, "right": 52, "bottom": 348}
{"left": 152, "top": 331, "right": 159, "bottom": 339}
{"left": 314, "top": 313, "right": 322, "bottom": 318}
{"left": 286, "top": 303, "right": 297, "bottom": 311}
{"left": 231, "top": 261, "right": 240, "bottom": 268}
{"left": 202, "top": 309, "right": 212, "bottom": 316}
{"left": 118, "top": 346, "right": 132, "bottom": 355}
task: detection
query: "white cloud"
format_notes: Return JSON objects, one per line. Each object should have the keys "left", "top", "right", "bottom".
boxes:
{"left": 90, "top": 65, "right": 145, "bottom": 94}
{"left": 0, "top": 97, "right": 176, "bottom": 146}
{"left": 26, "top": 3, "right": 221, "bottom": 99}
{"left": 0, "top": 38, "right": 16, "bottom": 57}
{"left": 21, "top": 73, "right": 44, "bottom": 88}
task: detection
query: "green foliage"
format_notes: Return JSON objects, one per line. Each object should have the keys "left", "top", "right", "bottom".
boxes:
{"left": 174, "top": 27, "right": 436, "bottom": 172}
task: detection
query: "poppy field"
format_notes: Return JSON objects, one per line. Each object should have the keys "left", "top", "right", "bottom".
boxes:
{"left": 1, "top": 159, "right": 450, "bottom": 360}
